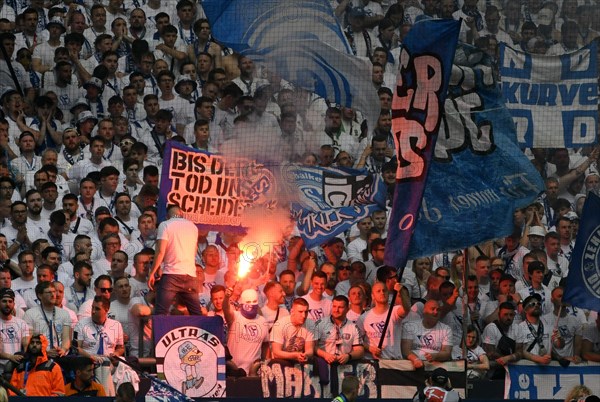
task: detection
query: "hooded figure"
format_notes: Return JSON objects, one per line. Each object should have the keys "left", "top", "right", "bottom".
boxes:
{"left": 10, "top": 334, "right": 65, "bottom": 396}
{"left": 240, "top": 289, "right": 260, "bottom": 319}
{"left": 226, "top": 288, "right": 268, "bottom": 376}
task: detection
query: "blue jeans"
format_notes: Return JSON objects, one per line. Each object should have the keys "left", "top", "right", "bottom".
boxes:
{"left": 155, "top": 274, "right": 203, "bottom": 315}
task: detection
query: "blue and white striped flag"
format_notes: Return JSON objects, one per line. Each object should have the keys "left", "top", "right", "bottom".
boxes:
{"left": 203, "top": 0, "right": 380, "bottom": 124}
{"left": 203, "top": 0, "right": 351, "bottom": 53}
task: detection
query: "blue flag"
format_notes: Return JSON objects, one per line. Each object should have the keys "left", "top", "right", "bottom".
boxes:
{"left": 203, "top": 0, "right": 379, "bottom": 125}
{"left": 286, "top": 165, "right": 387, "bottom": 249}
{"left": 405, "top": 44, "right": 544, "bottom": 259}
{"left": 563, "top": 192, "right": 600, "bottom": 312}
{"left": 202, "top": 0, "right": 351, "bottom": 53}
{"left": 384, "top": 19, "right": 460, "bottom": 269}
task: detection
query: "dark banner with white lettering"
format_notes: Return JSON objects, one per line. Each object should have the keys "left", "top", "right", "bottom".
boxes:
{"left": 378, "top": 360, "right": 466, "bottom": 399}
{"left": 260, "top": 360, "right": 377, "bottom": 398}
{"left": 158, "top": 141, "right": 277, "bottom": 229}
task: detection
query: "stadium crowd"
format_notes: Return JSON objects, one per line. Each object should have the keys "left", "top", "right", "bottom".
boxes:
{"left": 0, "top": 0, "right": 599, "bottom": 398}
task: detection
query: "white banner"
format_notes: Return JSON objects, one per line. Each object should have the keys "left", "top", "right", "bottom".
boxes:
{"left": 499, "top": 43, "right": 598, "bottom": 148}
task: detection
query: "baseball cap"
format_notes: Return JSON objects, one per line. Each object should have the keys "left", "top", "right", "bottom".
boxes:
{"left": 78, "top": 110, "right": 99, "bottom": 124}
{"left": 70, "top": 97, "right": 90, "bottom": 113}
{"left": 564, "top": 211, "right": 579, "bottom": 221}
{"left": 0, "top": 288, "right": 15, "bottom": 300}
{"left": 528, "top": 226, "right": 545, "bottom": 237}
{"left": 527, "top": 261, "right": 545, "bottom": 275}
{"left": 430, "top": 368, "right": 449, "bottom": 385}
{"left": 522, "top": 293, "right": 542, "bottom": 308}
{"left": 83, "top": 77, "right": 103, "bottom": 90}
{"left": 175, "top": 74, "right": 197, "bottom": 93}
{"left": 46, "top": 17, "right": 66, "bottom": 33}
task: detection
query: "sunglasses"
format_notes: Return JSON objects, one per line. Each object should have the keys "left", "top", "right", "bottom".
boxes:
{"left": 338, "top": 265, "right": 351, "bottom": 271}
{"left": 526, "top": 301, "right": 541, "bottom": 308}
{"left": 99, "top": 287, "right": 113, "bottom": 293}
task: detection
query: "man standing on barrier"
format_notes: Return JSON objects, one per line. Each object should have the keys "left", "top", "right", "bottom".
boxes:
{"left": 148, "top": 204, "right": 202, "bottom": 315}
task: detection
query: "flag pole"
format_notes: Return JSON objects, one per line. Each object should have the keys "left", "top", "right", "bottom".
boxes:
{"left": 377, "top": 265, "right": 406, "bottom": 351}
{"left": 549, "top": 304, "right": 563, "bottom": 356}
{"left": 112, "top": 356, "right": 195, "bottom": 402}
{"left": 461, "top": 248, "right": 469, "bottom": 368}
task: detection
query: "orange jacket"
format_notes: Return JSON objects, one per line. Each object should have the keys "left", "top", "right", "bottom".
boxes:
{"left": 10, "top": 335, "right": 65, "bottom": 396}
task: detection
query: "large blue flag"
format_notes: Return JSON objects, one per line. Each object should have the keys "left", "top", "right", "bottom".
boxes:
{"left": 284, "top": 165, "right": 387, "bottom": 249}
{"left": 403, "top": 44, "right": 544, "bottom": 259}
{"left": 202, "top": 0, "right": 351, "bottom": 53}
{"left": 384, "top": 20, "right": 460, "bottom": 269}
{"left": 563, "top": 192, "right": 600, "bottom": 312}
{"left": 202, "top": 0, "right": 379, "bottom": 125}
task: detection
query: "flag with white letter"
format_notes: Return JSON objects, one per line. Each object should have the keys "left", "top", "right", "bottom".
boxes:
{"left": 384, "top": 19, "right": 460, "bottom": 269}
{"left": 404, "top": 44, "right": 545, "bottom": 260}
{"left": 499, "top": 42, "right": 598, "bottom": 148}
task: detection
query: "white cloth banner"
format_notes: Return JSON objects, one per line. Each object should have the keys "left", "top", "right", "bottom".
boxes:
{"left": 505, "top": 361, "right": 600, "bottom": 399}
{"left": 499, "top": 43, "right": 599, "bottom": 148}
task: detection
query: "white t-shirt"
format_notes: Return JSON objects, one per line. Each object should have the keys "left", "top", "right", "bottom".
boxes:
{"left": 23, "top": 306, "right": 71, "bottom": 350}
{"left": 582, "top": 322, "right": 600, "bottom": 353}
{"left": 315, "top": 317, "right": 361, "bottom": 355}
{"left": 74, "top": 316, "right": 124, "bottom": 356}
{"left": 516, "top": 319, "right": 551, "bottom": 356}
{"left": 482, "top": 321, "right": 519, "bottom": 350}
{"left": 0, "top": 316, "right": 30, "bottom": 366}
{"left": 227, "top": 311, "right": 269, "bottom": 375}
{"left": 10, "top": 277, "right": 36, "bottom": 294}
{"left": 357, "top": 305, "right": 405, "bottom": 359}
{"left": 301, "top": 293, "right": 332, "bottom": 322}
{"left": 157, "top": 217, "right": 199, "bottom": 276}
{"left": 261, "top": 305, "right": 289, "bottom": 332}
{"left": 129, "top": 278, "right": 149, "bottom": 299}
{"left": 402, "top": 320, "right": 452, "bottom": 360}
{"left": 452, "top": 344, "right": 486, "bottom": 363}
{"left": 64, "top": 285, "right": 94, "bottom": 313}
{"left": 541, "top": 312, "right": 583, "bottom": 358}
{"left": 270, "top": 315, "right": 315, "bottom": 353}
{"left": 346, "top": 237, "right": 367, "bottom": 263}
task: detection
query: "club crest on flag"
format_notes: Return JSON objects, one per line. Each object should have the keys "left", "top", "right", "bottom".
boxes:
{"left": 564, "top": 192, "right": 600, "bottom": 311}
{"left": 581, "top": 225, "right": 600, "bottom": 298}
{"left": 323, "top": 172, "right": 374, "bottom": 208}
